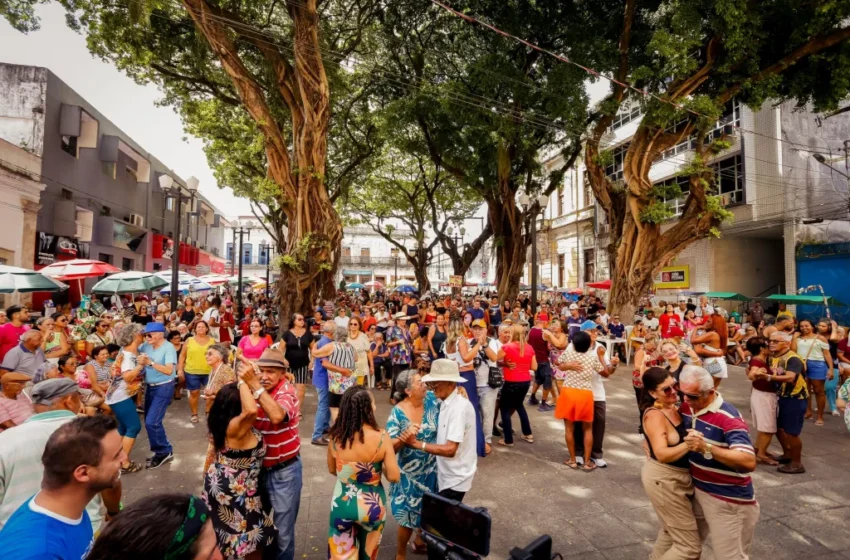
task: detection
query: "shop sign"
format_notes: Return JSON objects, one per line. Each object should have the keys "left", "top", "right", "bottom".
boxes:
{"left": 654, "top": 265, "right": 689, "bottom": 289}
{"left": 36, "top": 232, "right": 90, "bottom": 266}
{"left": 449, "top": 275, "right": 464, "bottom": 288}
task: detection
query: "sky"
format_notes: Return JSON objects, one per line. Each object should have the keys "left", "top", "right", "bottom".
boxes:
{"left": 0, "top": 4, "right": 613, "bottom": 233}
{"left": 0, "top": 3, "right": 253, "bottom": 217}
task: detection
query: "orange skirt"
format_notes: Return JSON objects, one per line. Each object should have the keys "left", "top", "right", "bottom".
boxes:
{"left": 554, "top": 387, "right": 595, "bottom": 423}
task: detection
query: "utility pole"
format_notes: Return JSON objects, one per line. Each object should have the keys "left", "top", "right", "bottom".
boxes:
{"left": 234, "top": 221, "right": 253, "bottom": 321}
{"left": 230, "top": 227, "right": 237, "bottom": 276}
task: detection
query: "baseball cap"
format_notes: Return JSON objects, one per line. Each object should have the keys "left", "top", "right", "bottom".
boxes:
{"left": 471, "top": 319, "right": 487, "bottom": 329}
{"left": 569, "top": 303, "right": 578, "bottom": 310}
{"left": 144, "top": 322, "right": 167, "bottom": 334}
{"left": 580, "top": 320, "right": 601, "bottom": 331}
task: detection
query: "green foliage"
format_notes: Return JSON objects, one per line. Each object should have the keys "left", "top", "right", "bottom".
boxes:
{"left": 706, "top": 195, "right": 735, "bottom": 224}
{"left": 640, "top": 200, "right": 676, "bottom": 224}
{"left": 595, "top": 150, "right": 614, "bottom": 168}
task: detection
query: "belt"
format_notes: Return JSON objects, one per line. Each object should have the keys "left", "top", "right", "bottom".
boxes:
{"left": 148, "top": 380, "right": 174, "bottom": 387}
{"left": 264, "top": 455, "right": 299, "bottom": 473}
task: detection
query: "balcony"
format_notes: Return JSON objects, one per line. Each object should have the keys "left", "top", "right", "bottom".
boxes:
{"left": 340, "top": 255, "right": 402, "bottom": 267}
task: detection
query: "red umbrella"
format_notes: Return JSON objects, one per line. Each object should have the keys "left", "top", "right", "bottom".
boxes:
{"left": 567, "top": 287, "right": 583, "bottom": 295}
{"left": 586, "top": 279, "right": 612, "bottom": 290}
{"left": 39, "top": 259, "right": 122, "bottom": 281}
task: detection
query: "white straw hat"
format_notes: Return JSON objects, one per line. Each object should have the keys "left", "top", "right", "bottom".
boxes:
{"left": 420, "top": 359, "right": 467, "bottom": 383}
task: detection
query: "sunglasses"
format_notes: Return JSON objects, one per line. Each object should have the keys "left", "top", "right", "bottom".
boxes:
{"left": 659, "top": 383, "right": 679, "bottom": 396}
{"left": 145, "top": 333, "right": 154, "bottom": 338}
{"left": 681, "top": 389, "right": 708, "bottom": 401}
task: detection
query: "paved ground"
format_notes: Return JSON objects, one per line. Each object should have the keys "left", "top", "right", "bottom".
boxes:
{"left": 121, "top": 364, "right": 850, "bottom": 559}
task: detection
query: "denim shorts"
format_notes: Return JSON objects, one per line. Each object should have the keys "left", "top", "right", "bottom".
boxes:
{"left": 777, "top": 396, "right": 807, "bottom": 436}
{"left": 806, "top": 360, "right": 828, "bottom": 381}
{"left": 185, "top": 372, "right": 209, "bottom": 391}
{"left": 534, "top": 362, "right": 553, "bottom": 390}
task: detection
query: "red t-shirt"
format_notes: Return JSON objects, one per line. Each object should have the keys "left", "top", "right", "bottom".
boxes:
{"left": 0, "top": 323, "right": 29, "bottom": 363}
{"left": 526, "top": 327, "right": 550, "bottom": 362}
{"left": 501, "top": 342, "right": 534, "bottom": 383}
{"left": 749, "top": 358, "right": 773, "bottom": 393}
{"left": 659, "top": 313, "right": 683, "bottom": 339}
{"left": 255, "top": 378, "right": 301, "bottom": 468}
{"left": 361, "top": 316, "right": 377, "bottom": 332}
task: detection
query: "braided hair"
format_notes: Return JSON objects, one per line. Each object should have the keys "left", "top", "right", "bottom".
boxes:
{"left": 328, "top": 386, "right": 378, "bottom": 450}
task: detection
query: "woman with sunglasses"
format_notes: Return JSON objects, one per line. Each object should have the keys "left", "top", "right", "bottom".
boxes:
{"left": 38, "top": 316, "right": 69, "bottom": 363}
{"left": 132, "top": 304, "right": 154, "bottom": 326}
{"left": 640, "top": 367, "right": 701, "bottom": 560}
{"left": 348, "top": 316, "right": 373, "bottom": 387}
{"left": 283, "top": 314, "right": 311, "bottom": 405}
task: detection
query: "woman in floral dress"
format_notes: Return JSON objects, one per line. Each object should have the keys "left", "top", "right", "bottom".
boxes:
{"left": 386, "top": 369, "right": 439, "bottom": 559}
{"left": 327, "top": 386, "right": 400, "bottom": 560}
{"left": 204, "top": 382, "right": 276, "bottom": 559}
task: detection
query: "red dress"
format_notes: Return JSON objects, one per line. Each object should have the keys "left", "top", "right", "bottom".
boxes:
{"left": 219, "top": 311, "right": 235, "bottom": 344}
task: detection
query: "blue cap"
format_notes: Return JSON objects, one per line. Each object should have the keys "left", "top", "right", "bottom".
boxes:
{"left": 144, "top": 322, "right": 167, "bottom": 334}
{"left": 580, "top": 320, "right": 600, "bottom": 331}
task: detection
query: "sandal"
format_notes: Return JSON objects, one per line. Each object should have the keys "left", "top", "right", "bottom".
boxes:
{"left": 484, "top": 443, "right": 492, "bottom": 456}
{"left": 411, "top": 542, "right": 428, "bottom": 555}
{"left": 190, "top": 414, "right": 199, "bottom": 424}
{"left": 498, "top": 439, "right": 513, "bottom": 447}
{"left": 121, "top": 462, "right": 143, "bottom": 474}
{"left": 564, "top": 460, "right": 579, "bottom": 469}
{"left": 521, "top": 435, "right": 534, "bottom": 444}
{"left": 582, "top": 462, "right": 598, "bottom": 473}
{"left": 756, "top": 455, "right": 779, "bottom": 466}
{"left": 814, "top": 419, "right": 824, "bottom": 426}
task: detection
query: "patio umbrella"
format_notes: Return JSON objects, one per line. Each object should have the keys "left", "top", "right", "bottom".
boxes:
{"left": 156, "top": 269, "right": 199, "bottom": 282}
{"left": 39, "top": 258, "right": 121, "bottom": 281}
{"left": 347, "top": 282, "right": 366, "bottom": 290}
{"left": 227, "top": 275, "right": 257, "bottom": 285}
{"left": 396, "top": 279, "right": 417, "bottom": 287}
{"left": 91, "top": 271, "right": 169, "bottom": 295}
{"left": 568, "top": 287, "right": 583, "bottom": 295}
{"left": 364, "top": 281, "right": 384, "bottom": 289}
{"left": 519, "top": 283, "right": 530, "bottom": 291}
{"left": 198, "top": 274, "right": 230, "bottom": 287}
{"left": 586, "top": 279, "right": 612, "bottom": 290}
{"left": 394, "top": 285, "right": 418, "bottom": 293}
{"left": 0, "top": 265, "right": 68, "bottom": 294}
{"left": 160, "top": 278, "right": 213, "bottom": 295}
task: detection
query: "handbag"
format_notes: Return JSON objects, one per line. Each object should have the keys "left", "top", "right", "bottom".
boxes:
{"left": 704, "top": 357, "right": 723, "bottom": 376}
{"left": 487, "top": 365, "right": 504, "bottom": 389}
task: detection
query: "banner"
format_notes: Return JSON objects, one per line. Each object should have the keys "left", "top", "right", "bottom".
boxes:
{"left": 36, "top": 233, "right": 90, "bottom": 266}
{"left": 112, "top": 221, "right": 147, "bottom": 252}
{"left": 449, "top": 275, "right": 464, "bottom": 288}
{"left": 654, "top": 265, "right": 689, "bottom": 289}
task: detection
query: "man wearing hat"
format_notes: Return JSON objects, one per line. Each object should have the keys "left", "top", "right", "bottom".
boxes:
{"left": 566, "top": 303, "right": 583, "bottom": 341}
{"left": 238, "top": 348, "right": 302, "bottom": 560}
{"left": 138, "top": 321, "right": 177, "bottom": 470}
{"left": 416, "top": 359, "right": 478, "bottom": 502}
{"left": 0, "top": 379, "right": 118, "bottom": 534}
{"left": 0, "top": 372, "right": 34, "bottom": 431}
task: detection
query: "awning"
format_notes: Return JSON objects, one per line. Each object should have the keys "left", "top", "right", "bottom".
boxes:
{"left": 586, "top": 279, "right": 611, "bottom": 290}
{"left": 765, "top": 294, "right": 846, "bottom": 306}
{"left": 703, "top": 292, "right": 750, "bottom": 301}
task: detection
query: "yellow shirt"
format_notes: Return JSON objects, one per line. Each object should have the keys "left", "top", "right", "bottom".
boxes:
{"left": 184, "top": 336, "right": 214, "bottom": 375}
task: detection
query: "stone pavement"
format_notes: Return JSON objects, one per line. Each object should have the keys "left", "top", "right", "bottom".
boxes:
{"left": 121, "top": 365, "right": 850, "bottom": 559}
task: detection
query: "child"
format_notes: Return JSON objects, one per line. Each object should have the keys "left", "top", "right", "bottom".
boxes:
{"left": 555, "top": 331, "right": 603, "bottom": 472}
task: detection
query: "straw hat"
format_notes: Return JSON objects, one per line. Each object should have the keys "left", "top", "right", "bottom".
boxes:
{"left": 420, "top": 359, "right": 467, "bottom": 383}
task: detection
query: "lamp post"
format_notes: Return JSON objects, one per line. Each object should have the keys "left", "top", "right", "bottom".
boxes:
{"left": 230, "top": 227, "right": 237, "bottom": 276}
{"left": 160, "top": 174, "right": 199, "bottom": 313}
{"left": 265, "top": 245, "right": 274, "bottom": 300}
{"left": 518, "top": 193, "right": 549, "bottom": 317}
{"left": 234, "top": 220, "right": 254, "bottom": 322}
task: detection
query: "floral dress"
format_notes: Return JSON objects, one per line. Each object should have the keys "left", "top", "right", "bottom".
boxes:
{"left": 839, "top": 378, "right": 850, "bottom": 433}
{"left": 203, "top": 429, "right": 277, "bottom": 559}
{"left": 329, "top": 433, "right": 388, "bottom": 560}
{"left": 386, "top": 392, "right": 439, "bottom": 528}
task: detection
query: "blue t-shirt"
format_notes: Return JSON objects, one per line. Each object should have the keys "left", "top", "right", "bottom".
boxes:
{"left": 138, "top": 341, "right": 177, "bottom": 384}
{"left": 566, "top": 316, "right": 584, "bottom": 341}
{"left": 0, "top": 497, "right": 93, "bottom": 559}
{"left": 608, "top": 323, "right": 625, "bottom": 338}
{"left": 312, "top": 336, "right": 331, "bottom": 389}
{"left": 467, "top": 308, "right": 485, "bottom": 320}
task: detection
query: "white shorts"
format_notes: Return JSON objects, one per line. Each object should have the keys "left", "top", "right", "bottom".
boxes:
{"left": 705, "top": 357, "right": 728, "bottom": 379}
{"left": 750, "top": 388, "right": 778, "bottom": 434}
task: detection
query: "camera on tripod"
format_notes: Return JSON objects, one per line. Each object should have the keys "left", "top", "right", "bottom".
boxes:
{"left": 419, "top": 492, "right": 555, "bottom": 560}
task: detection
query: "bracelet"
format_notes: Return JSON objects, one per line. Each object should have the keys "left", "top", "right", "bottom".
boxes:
{"left": 421, "top": 441, "right": 426, "bottom": 451}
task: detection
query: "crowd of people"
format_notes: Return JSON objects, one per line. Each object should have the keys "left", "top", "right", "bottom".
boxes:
{"left": 0, "top": 286, "right": 848, "bottom": 559}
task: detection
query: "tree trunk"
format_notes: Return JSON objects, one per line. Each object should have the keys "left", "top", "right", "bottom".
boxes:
{"left": 413, "top": 261, "right": 431, "bottom": 294}
{"left": 490, "top": 200, "right": 527, "bottom": 303}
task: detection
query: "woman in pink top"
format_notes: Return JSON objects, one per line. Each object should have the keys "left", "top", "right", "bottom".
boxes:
{"left": 495, "top": 324, "right": 537, "bottom": 446}
{"left": 237, "top": 319, "right": 271, "bottom": 362}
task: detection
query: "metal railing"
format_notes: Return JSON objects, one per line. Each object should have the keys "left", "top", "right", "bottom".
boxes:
{"left": 340, "top": 255, "right": 401, "bottom": 267}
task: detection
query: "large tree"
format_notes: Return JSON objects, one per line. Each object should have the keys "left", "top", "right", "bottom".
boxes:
{"left": 373, "top": 0, "right": 609, "bottom": 301}
{"left": 583, "top": 0, "right": 850, "bottom": 316}
{"left": 6, "top": 0, "right": 379, "bottom": 325}
{"left": 342, "top": 141, "right": 485, "bottom": 291}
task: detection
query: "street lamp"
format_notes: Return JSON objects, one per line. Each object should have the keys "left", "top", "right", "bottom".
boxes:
{"left": 813, "top": 153, "right": 850, "bottom": 180}
{"left": 265, "top": 244, "right": 274, "bottom": 300}
{"left": 519, "top": 193, "right": 549, "bottom": 316}
{"left": 160, "top": 174, "right": 198, "bottom": 313}
{"left": 234, "top": 220, "right": 254, "bottom": 321}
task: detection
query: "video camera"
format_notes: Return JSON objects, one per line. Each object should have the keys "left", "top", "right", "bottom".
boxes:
{"left": 420, "top": 492, "right": 556, "bottom": 560}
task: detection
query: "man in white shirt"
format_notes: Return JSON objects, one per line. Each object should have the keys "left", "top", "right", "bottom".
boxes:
{"left": 201, "top": 297, "right": 221, "bottom": 340}
{"left": 333, "top": 307, "right": 350, "bottom": 330}
{"left": 644, "top": 310, "right": 659, "bottom": 332}
{"left": 416, "top": 359, "right": 477, "bottom": 502}
{"left": 674, "top": 296, "right": 688, "bottom": 321}
{"left": 695, "top": 296, "right": 714, "bottom": 318}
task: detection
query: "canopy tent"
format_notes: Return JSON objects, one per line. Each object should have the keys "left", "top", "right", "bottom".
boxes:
{"left": 766, "top": 294, "right": 846, "bottom": 306}
{"left": 155, "top": 269, "right": 199, "bottom": 282}
{"left": 91, "top": 271, "right": 169, "bottom": 295}
{"left": 586, "top": 279, "right": 612, "bottom": 290}
{"left": 702, "top": 291, "right": 751, "bottom": 301}
{"left": 227, "top": 275, "right": 258, "bottom": 285}
{"left": 0, "top": 265, "right": 68, "bottom": 294}
{"left": 160, "top": 278, "right": 213, "bottom": 295}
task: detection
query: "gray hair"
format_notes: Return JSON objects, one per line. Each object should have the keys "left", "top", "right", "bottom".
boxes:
{"left": 207, "top": 344, "right": 228, "bottom": 362}
{"left": 323, "top": 320, "right": 336, "bottom": 334}
{"left": 498, "top": 324, "right": 511, "bottom": 333}
{"left": 334, "top": 327, "right": 349, "bottom": 342}
{"left": 393, "top": 369, "right": 417, "bottom": 402}
{"left": 772, "top": 332, "right": 792, "bottom": 343}
{"left": 116, "top": 323, "right": 144, "bottom": 347}
{"left": 21, "top": 330, "right": 41, "bottom": 342}
{"left": 680, "top": 365, "right": 714, "bottom": 392}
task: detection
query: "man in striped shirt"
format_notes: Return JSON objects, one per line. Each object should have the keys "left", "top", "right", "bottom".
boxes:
{"left": 239, "top": 348, "right": 301, "bottom": 560}
{"left": 679, "top": 365, "right": 759, "bottom": 560}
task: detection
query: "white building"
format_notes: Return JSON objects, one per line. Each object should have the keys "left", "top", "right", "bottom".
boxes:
{"left": 223, "top": 216, "right": 278, "bottom": 283}
{"left": 340, "top": 225, "right": 416, "bottom": 286}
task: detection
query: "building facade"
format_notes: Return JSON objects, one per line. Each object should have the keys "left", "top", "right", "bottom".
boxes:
{"left": 0, "top": 63, "right": 229, "bottom": 306}
{"left": 338, "top": 226, "right": 416, "bottom": 286}
{"left": 223, "top": 216, "right": 278, "bottom": 284}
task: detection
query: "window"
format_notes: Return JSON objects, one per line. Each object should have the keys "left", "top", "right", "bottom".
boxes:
{"left": 98, "top": 253, "right": 113, "bottom": 265}
{"left": 660, "top": 100, "right": 741, "bottom": 161}
{"left": 258, "top": 244, "right": 269, "bottom": 265}
{"left": 557, "top": 185, "right": 564, "bottom": 216}
{"left": 226, "top": 243, "right": 234, "bottom": 263}
{"left": 605, "top": 144, "right": 628, "bottom": 182}
{"left": 610, "top": 102, "right": 644, "bottom": 131}
{"left": 61, "top": 135, "right": 78, "bottom": 157}
{"left": 122, "top": 257, "right": 133, "bottom": 271}
{"left": 242, "top": 243, "right": 253, "bottom": 265}
{"left": 584, "top": 176, "right": 594, "bottom": 208}
{"left": 61, "top": 188, "right": 73, "bottom": 200}
{"left": 342, "top": 247, "right": 352, "bottom": 257}
{"left": 659, "top": 154, "right": 744, "bottom": 218}
{"left": 390, "top": 248, "right": 399, "bottom": 257}
{"left": 360, "top": 248, "right": 370, "bottom": 257}
{"left": 583, "top": 249, "right": 595, "bottom": 283}
{"left": 102, "top": 161, "right": 116, "bottom": 179}
{"left": 558, "top": 254, "right": 565, "bottom": 287}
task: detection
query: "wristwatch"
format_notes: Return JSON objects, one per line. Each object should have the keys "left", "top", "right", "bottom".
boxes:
{"left": 421, "top": 441, "right": 427, "bottom": 451}
{"left": 702, "top": 443, "right": 713, "bottom": 460}
{"left": 252, "top": 387, "right": 266, "bottom": 400}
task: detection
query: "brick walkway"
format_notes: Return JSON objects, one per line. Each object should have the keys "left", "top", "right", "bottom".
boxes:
{"left": 122, "top": 364, "right": 850, "bottom": 559}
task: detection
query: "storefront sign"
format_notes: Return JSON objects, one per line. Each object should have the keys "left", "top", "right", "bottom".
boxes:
{"left": 449, "top": 275, "right": 464, "bottom": 288}
{"left": 36, "top": 232, "right": 90, "bottom": 266}
{"left": 112, "top": 222, "right": 147, "bottom": 252}
{"left": 654, "top": 265, "right": 689, "bottom": 289}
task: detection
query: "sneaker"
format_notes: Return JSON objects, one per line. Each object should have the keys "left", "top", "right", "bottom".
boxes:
{"left": 576, "top": 457, "right": 584, "bottom": 465}
{"left": 492, "top": 426, "right": 503, "bottom": 437}
{"left": 146, "top": 452, "right": 174, "bottom": 470}
{"left": 311, "top": 437, "right": 329, "bottom": 446}
{"left": 832, "top": 410, "right": 841, "bottom": 417}
{"left": 593, "top": 458, "right": 608, "bottom": 468}
{"left": 528, "top": 395, "right": 540, "bottom": 405}
{"left": 537, "top": 404, "right": 554, "bottom": 412}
